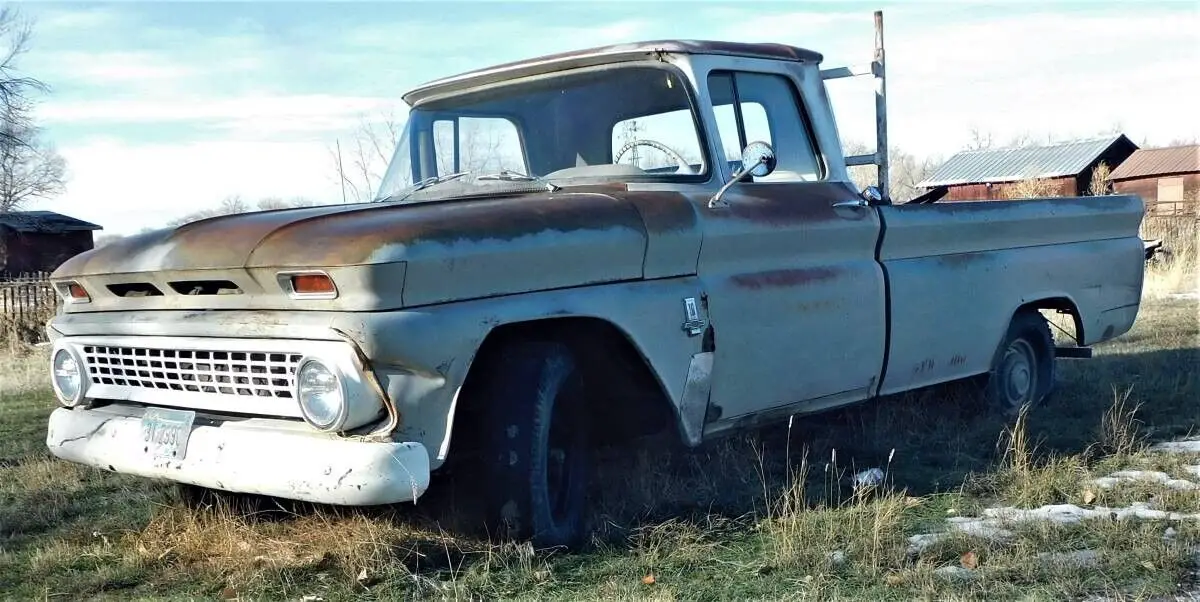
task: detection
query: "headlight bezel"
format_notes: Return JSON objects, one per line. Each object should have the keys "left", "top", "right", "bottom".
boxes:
{"left": 294, "top": 357, "right": 349, "bottom": 432}
{"left": 50, "top": 346, "right": 87, "bottom": 407}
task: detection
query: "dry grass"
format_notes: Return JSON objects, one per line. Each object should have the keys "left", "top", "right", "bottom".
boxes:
{"left": 0, "top": 342, "right": 47, "bottom": 395}
{"left": 0, "top": 297, "right": 1196, "bottom": 599}
{"left": 1003, "top": 177, "right": 1062, "bottom": 199}
{"left": 1099, "top": 385, "right": 1147, "bottom": 457}
{"left": 1142, "top": 214, "right": 1198, "bottom": 298}
{"left": 0, "top": 301, "right": 55, "bottom": 348}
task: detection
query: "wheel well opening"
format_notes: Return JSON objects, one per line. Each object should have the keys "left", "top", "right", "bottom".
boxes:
{"left": 449, "top": 317, "right": 678, "bottom": 462}
{"left": 1018, "top": 297, "right": 1083, "bottom": 345}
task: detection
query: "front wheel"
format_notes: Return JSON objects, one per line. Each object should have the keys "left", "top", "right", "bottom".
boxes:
{"left": 478, "top": 341, "right": 591, "bottom": 549}
{"left": 983, "top": 310, "right": 1056, "bottom": 414}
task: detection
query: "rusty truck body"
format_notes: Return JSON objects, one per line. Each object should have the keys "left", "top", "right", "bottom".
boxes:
{"left": 43, "top": 35, "right": 1146, "bottom": 547}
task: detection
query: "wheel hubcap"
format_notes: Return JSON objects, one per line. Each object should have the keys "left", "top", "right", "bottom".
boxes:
{"left": 1001, "top": 339, "right": 1037, "bottom": 407}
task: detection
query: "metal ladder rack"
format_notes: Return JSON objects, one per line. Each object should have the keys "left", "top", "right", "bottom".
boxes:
{"left": 820, "top": 10, "right": 889, "bottom": 201}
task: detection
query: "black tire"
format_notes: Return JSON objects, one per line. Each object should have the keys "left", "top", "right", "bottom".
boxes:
{"left": 477, "top": 341, "right": 591, "bottom": 549}
{"left": 983, "top": 310, "right": 1056, "bottom": 414}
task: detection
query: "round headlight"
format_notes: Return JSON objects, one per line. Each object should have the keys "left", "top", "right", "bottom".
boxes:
{"left": 296, "top": 358, "right": 346, "bottom": 431}
{"left": 51, "top": 348, "right": 84, "bottom": 406}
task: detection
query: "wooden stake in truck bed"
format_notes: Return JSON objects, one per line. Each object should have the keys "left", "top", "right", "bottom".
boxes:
{"left": 43, "top": 12, "right": 1145, "bottom": 548}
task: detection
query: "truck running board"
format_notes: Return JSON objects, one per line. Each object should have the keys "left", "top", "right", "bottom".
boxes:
{"left": 1055, "top": 346, "right": 1093, "bottom": 359}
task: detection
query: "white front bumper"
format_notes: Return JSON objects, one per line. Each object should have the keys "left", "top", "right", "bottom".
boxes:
{"left": 46, "top": 406, "right": 431, "bottom": 505}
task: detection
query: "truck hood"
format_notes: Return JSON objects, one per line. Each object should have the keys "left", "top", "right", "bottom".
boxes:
{"left": 53, "top": 188, "right": 654, "bottom": 310}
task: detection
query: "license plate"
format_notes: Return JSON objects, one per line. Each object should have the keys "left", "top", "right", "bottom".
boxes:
{"left": 141, "top": 407, "right": 196, "bottom": 462}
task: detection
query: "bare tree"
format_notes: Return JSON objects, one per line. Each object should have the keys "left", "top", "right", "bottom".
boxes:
{"left": 1003, "top": 177, "right": 1060, "bottom": 199}
{"left": 964, "top": 128, "right": 994, "bottom": 151}
{"left": 1088, "top": 161, "right": 1112, "bottom": 196}
{"left": 256, "top": 196, "right": 316, "bottom": 211}
{"left": 0, "top": 108, "right": 65, "bottom": 211}
{"left": 0, "top": 7, "right": 44, "bottom": 148}
{"left": 94, "top": 233, "right": 125, "bottom": 248}
{"left": 843, "top": 140, "right": 943, "bottom": 203}
{"left": 331, "top": 110, "right": 403, "bottom": 204}
{"left": 332, "top": 111, "right": 523, "bottom": 203}
{"left": 166, "top": 195, "right": 315, "bottom": 227}
{"left": 0, "top": 7, "right": 64, "bottom": 212}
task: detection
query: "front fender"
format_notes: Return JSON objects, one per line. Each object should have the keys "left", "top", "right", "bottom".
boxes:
{"left": 336, "top": 277, "right": 709, "bottom": 469}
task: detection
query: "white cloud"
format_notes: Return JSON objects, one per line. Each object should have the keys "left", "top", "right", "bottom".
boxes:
{"left": 23, "top": 3, "right": 1200, "bottom": 238}
{"left": 46, "top": 51, "right": 198, "bottom": 84}
{"left": 37, "top": 138, "right": 346, "bottom": 236}
{"left": 39, "top": 94, "right": 394, "bottom": 133}
{"left": 807, "top": 8, "right": 1200, "bottom": 156}
{"left": 36, "top": 6, "right": 124, "bottom": 32}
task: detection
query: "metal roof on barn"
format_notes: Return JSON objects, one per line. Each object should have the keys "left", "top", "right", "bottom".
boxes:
{"left": 0, "top": 211, "right": 102, "bottom": 234}
{"left": 918, "top": 134, "right": 1136, "bottom": 188}
{"left": 1108, "top": 144, "right": 1200, "bottom": 181}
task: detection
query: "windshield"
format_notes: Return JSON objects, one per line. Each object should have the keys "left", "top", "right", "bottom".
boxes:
{"left": 375, "top": 64, "right": 710, "bottom": 203}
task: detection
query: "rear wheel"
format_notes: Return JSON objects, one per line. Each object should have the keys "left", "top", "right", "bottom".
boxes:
{"left": 984, "top": 310, "right": 1055, "bottom": 414}
{"left": 476, "top": 341, "right": 591, "bottom": 549}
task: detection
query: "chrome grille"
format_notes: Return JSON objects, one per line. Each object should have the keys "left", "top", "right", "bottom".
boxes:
{"left": 82, "top": 345, "right": 301, "bottom": 398}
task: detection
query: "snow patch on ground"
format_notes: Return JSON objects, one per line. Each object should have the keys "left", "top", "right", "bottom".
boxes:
{"left": 907, "top": 435, "right": 1200, "bottom": 597}
{"left": 907, "top": 502, "right": 1199, "bottom": 555}
{"left": 1092, "top": 470, "right": 1199, "bottom": 491}
{"left": 1152, "top": 438, "right": 1200, "bottom": 455}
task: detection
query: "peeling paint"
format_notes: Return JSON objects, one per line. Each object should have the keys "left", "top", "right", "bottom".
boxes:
{"left": 717, "top": 182, "right": 859, "bottom": 225}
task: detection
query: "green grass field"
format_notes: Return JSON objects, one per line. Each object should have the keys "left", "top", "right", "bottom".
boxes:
{"left": 1, "top": 289, "right": 1197, "bottom": 600}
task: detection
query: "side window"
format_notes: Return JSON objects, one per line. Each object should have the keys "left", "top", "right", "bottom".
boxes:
{"left": 433, "top": 116, "right": 527, "bottom": 175}
{"left": 707, "top": 71, "right": 822, "bottom": 182}
{"left": 611, "top": 110, "right": 704, "bottom": 174}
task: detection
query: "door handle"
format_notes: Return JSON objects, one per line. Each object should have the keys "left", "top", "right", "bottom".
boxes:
{"left": 833, "top": 199, "right": 868, "bottom": 209}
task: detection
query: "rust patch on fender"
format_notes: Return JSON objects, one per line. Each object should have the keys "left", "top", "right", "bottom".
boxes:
{"left": 249, "top": 190, "right": 647, "bottom": 267}
{"left": 620, "top": 190, "right": 700, "bottom": 235}
{"left": 58, "top": 188, "right": 650, "bottom": 276}
{"left": 731, "top": 267, "right": 839, "bottom": 290}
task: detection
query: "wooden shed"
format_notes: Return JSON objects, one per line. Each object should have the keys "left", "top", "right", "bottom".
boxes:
{"left": 917, "top": 135, "right": 1139, "bottom": 201}
{"left": 1108, "top": 144, "right": 1200, "bottom": 216}
{"left": 0, "top": 211, "right": 102, "bottom": 279}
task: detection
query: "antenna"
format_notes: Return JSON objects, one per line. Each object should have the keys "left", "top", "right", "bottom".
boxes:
{"left": 336, "top": 139, "right": 348, "bottom": 203}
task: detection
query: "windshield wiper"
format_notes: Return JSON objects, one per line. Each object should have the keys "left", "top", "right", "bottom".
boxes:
{"left": 476, "top": 169, "right": 560, "bottom": 192}
{"left": 376, "top": 171, "right": 470, "bottom": 203}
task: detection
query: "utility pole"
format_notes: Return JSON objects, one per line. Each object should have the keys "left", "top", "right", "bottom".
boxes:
{"left": 621, "top": 120, "right": 642, "bottom": 167}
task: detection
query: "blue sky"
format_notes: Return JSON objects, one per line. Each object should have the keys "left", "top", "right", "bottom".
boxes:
{"left": 14, "top": 0, "right": 1200, "bottom": 235}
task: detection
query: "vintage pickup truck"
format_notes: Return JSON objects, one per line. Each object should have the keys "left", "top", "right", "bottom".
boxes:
{"left": 43, "top": 33, "right": 1146, "bottom": 548}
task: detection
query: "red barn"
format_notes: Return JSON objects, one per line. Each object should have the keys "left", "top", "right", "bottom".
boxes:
{"left": 0, "top": 211, "right": 102, "bottom": 279}
{"left": 1108, "top": 144, "right": 1200, "bottom": 216}
{"left": 917, "top": 135, "right": 1139, "bottom": 201}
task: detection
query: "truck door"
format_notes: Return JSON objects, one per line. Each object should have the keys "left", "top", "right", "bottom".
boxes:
{"left": 696, "top": 68, "right": 887, "bottom": 422}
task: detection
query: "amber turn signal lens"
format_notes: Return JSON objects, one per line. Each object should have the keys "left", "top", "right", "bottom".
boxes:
{"left": 292, "top": 274, "right": 335, "bottom": 295}
{"left": 61, "top": 281, "right": 90, "bottom": 302}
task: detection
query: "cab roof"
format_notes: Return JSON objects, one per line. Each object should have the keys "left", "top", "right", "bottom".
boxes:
{"left": 402, "top": 39, "right": 824, "bottom": 106}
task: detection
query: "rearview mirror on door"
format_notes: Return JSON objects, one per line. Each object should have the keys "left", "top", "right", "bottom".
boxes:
{"left": 708, "top": 141, "right": 777, "bottom": 208}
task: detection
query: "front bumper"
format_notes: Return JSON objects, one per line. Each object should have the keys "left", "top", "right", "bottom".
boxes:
{"left": 46, "top": 405, "right": 431, "bottom": 505}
